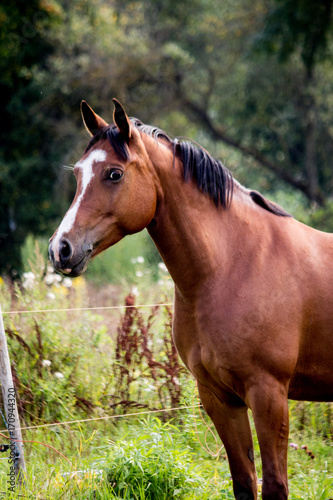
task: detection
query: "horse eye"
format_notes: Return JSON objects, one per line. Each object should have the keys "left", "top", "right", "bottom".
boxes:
{"left": 109, "top": 169, "right": 123, "bottom": 182}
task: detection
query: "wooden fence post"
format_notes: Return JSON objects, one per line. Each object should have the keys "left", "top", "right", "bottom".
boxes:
{"left": 0, "top": 304, "right": 26, "bottom": 484}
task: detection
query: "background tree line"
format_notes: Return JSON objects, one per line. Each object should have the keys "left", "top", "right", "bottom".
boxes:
{"left": 1, "top": 0, "right": 333, "bottom": 275}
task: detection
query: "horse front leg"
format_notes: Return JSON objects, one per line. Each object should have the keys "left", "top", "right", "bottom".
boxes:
{"left": 197, "top": 382, "right": 258, "bottom": 500}
{"left": 247, "top": 378, "right": 289, "bottom": 500}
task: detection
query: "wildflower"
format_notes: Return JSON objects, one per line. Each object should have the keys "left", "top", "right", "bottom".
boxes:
{"left": 131, "top": 286, "right": 139, "bottom": 296}
{"left": 54, "top": 372, "right": 64, "bottom": 379}
{"left": 289, "top": 443, "right": 298, "bottom": 450}
{"left": 135, "top": 271, "right": 143, "bottom": 278}
{"left": 62, "top": 278, "right": 72, "bottom": 288}
{"left": 46, "top": 292, "right": 56, "bottom": 300}
{"left": 22, "top": 272, "right": 35, "bottom": 289}
{"left": 44, "top": 274, "right": 55, "bottom": 285}
{"left": 52, "top": 274, "right": 62, "bottom": 287}
{"left": 42, "top": 359, "right": 52, "bottom": 367}
{"left": 136, "top": 256, "right": 144, "bottom": 263}
{"left": 158, "top": 262, "right": 168, "bottom": 272}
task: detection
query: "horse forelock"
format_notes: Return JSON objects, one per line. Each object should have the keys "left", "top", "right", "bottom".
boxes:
{"left": 85, "top": 125, "right": 130, "bottom": 162}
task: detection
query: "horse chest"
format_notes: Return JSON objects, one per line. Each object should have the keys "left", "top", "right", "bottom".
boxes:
{"left": 172, "top": 300, "right": 245, "bottom": 395}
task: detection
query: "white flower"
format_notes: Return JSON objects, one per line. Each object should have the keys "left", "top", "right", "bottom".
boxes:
{"left": 54, "top": 372, "right": 64, "bottom": 379}
{"left": 42, "top": 359, "right": 52, "bottom": 367}
{"left": 46, "top": 292, "right": 56, "bottom": 300}
{"left": 131, "top": 286, "right": 139, "bottom": 296}
{"left": 158, "top": 262, "right": 168, "bottom": 272}
{"left": 135, "top": 271, "right": 143, "bottom": 278}
{"left": 22, "top": 272, "right": 35, "bottom": 289}
{"left": 23, "top": 272, "right": 35, "bottom": 279}
{"left": 44, "top": 274, "right": 55, "bottom": 285}
{"left": 136, "top": 256, "right": 144, "bottom": 264}
{"left": 62, "top": 278, "right": 72, "bottom": 288}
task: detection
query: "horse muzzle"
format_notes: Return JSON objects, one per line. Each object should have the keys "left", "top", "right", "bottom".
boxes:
{"left": 49, "top": 238, "right": 93, "bottom": 277}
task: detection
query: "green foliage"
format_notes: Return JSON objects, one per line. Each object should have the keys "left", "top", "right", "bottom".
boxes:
{"left": 304, "top": 199, "right": 333, "bottom": 233}
{"left": 257, "top": 0, "right": 333, "bottom": 73}
{"left": 289, "top": 400, "right": 333, "bottom": 438}
{"left": 86, "top": 231, "right": 161, "bottom": 285}
{"left": 2, "top": 244, "right": 115, "bottom": 424}
{"left": 1, "top": 241, "right": 176, "bottom": 425}
{"left": 20, "top": 233, "right": 50, "bottom": 272}
{"left": 0, "top": 0, "right": 63, "bottom": 274}
{"left": 95, "top": 418, "right": 204, "bottom": 499}
{"left": 112, "top": 295, "right": 185, "bottom": 412}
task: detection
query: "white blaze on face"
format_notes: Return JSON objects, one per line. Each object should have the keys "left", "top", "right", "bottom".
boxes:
{"left": 52, "top": 149, "right": 106, "bottom": 260}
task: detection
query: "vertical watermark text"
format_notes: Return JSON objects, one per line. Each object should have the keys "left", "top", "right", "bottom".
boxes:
{"left": 6, "top": 388, "right": 18, "bottom": 492}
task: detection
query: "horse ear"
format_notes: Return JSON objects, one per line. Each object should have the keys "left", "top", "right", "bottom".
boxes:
{"left": 81, "top": 101, "right": 108, "bottom": 136}
{"left": 113, "top": 98, "right": 132, "bottom": 140}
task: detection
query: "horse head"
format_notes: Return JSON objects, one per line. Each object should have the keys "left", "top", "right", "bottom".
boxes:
{"left": 49, "top": 100, "right": 158, "bottom": 276}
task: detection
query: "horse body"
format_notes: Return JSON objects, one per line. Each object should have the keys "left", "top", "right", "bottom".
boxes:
{"left": 49, "top": 100, "right": 333, "bottom": 500}
{"left": 145, "top": 135, "right": 333, "bottom": 401}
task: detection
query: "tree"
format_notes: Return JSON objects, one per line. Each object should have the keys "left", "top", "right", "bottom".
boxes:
{"left": 167, "top": 0, "right": 333, "bottom": 205}
{"left": 0, "top": 0, "right": 60, "bottom": 274}
{"left": 255, "top": 0, "right": 333, "bottom": 203}
{"left": 0, "top": 0, "right": 98, "bottom": 275}
{"left": 110, "top": 0, "right": 333, "bottom": 205}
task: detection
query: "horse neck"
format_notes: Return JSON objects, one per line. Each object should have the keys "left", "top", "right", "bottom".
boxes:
{"left": 144, "top": 138, "right": 252, "bottom": 301}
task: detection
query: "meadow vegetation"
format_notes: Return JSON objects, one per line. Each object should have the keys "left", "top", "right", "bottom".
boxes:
{"left": 0, "top": 242, "right": 332, "bottom": 499}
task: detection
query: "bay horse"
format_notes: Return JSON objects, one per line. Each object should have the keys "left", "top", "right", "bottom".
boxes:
{"left": 49, "top": 99, "right": 333, "bottom": 500}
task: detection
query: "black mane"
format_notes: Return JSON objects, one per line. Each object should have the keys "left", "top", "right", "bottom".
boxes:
{"left": 85, "top": 125, "right": 130, "bottom": 161}
{"left": 85, "top": 120, "right": 291, "bottom": 217}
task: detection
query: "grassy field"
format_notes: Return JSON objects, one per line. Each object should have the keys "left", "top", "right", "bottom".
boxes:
{"left": 0, "top": 244, "right": 332, "bottom": 499}
{"left": 0, "top": 409, "right": 331, "bottom": 499}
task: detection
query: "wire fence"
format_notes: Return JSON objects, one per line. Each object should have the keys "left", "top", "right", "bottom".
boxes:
{"left": 0, "top": 299, "right": 223, "bottom": 461}
{"left": 1, "top": 302, "right": 174, "bottom": 316}
{"left": 0, "top": 299, "right": 200, "bottom": 428}
{"left": 0, "top": 404, "right": 202, "bottom": 434}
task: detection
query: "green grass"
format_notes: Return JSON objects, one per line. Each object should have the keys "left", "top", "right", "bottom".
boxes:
{"left": 0, "top": 417, "right": 228, "bottom": 499}
{"left": 0, "top": 412, "right": 331, "bottom": 499}
{"left": 0, "top": 406, "right": 331, "bottom": 499}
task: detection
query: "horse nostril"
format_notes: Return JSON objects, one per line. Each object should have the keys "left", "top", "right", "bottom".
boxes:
{"left": 59, "top": 239, "right": 73, "bottom": 265}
